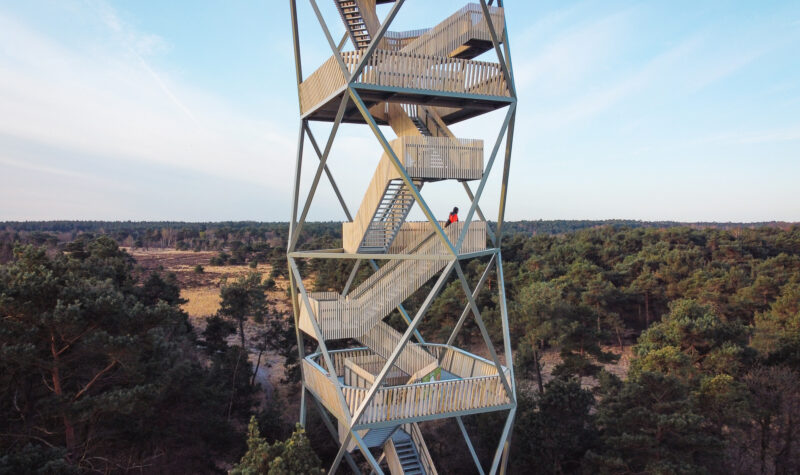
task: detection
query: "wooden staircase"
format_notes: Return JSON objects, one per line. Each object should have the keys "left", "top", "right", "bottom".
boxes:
{"left": 391, "top": 431, "right": 425, "bottom": 474}
{"left": 335, "top": 0, "right": 371, "bottom": 49}
{"left": 301, "top": 224, "right": 479, "bottom": 341}
{"left": 360, "top": 178, "right": 420, "bottom": 252}
{"left": 383, "top": 424, "right": 438, "bottom": 475}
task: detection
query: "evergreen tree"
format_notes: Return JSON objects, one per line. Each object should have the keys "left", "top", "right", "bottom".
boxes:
{"left": 586, "top": 372, "right": 722, "bottom": 473}
{"left": 0, "top": 239, "right": 241, "bottom": 471}
{"left": 219, "top": 272, "right": 269, "bottom": 350}
{"left": 511, "top": 379, "right": 597, "bottom": 473}
{"left": 231, "top": 417, "right": 323, "bottom": 475}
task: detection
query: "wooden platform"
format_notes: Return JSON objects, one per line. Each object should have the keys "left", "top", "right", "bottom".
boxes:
{"left": 305, "top": 83, "right": 512, "bottom": 125}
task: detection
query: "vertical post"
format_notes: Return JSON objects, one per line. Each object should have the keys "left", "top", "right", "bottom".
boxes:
{"left": 289, "top": 95, "right": 350, "bottom": 251}
{"left": 288, "top": 122, "right": 305, "bottom": 247}
{"left": 349, "top": 88, "right": 457, "bottom": 256}
{"left": 287, "top": 257, "right": 307, "bottom": 424}
{"left": 496, "top": 251, "right": 516, "bottom": 395}
{"left": 495, "top": 111, "right": 516, "bottom": 246}
{"left": 455, "top": 103, "right": 515, "bottom": 253}
{"left": 289, "top": 0, "right": 303, "bottom": 89}
{"left": 489, "top": 409, "right": 516, "bottom": 474}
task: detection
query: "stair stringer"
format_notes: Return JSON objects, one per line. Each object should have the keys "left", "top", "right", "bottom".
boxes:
{"left": 343, "top": 153, "right": 422, "bottom": 254}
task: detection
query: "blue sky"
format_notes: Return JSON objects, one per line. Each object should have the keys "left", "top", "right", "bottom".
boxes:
{"left": 0, "top": 0, "right": 798, "bottom": 222}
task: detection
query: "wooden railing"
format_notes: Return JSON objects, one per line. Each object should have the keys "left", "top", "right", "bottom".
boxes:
{"left": 401, "top": 3, "right": 505, "bottom": 59}
{"left": 312, "top": 345, "right": 508, "bottom": 381}
{"left": 344, "top": 354, "right": 408, "bottom": 387}
{"left": 304, "top": 345, "right": 510, "bottom": 424}
{"left": 299, "top": 49, "right": 508, "bottom": 115}
{"left": 326, "top": 348, "right": 373, "bottom": 376}
{"left": 303, "top": 223, "right": 488, "bottom": 340}
{"left": 399, "top": 136, "right": 483, "bottom": 180}
{"left": 406, "top": 360, "right": 439, "bottom": 384}
{"left": 359, "top": 321, "right": 437, "bottom": 376}
{"left": 383, "top": 28, "right": 430, "bottom": 51}
{"left": 388, "top": 221, "right": 487, "bottom": 254}
{"left": 297, "top": 54, "right": 347, "bottom": 116}
{"left": 439, "top": 345, "right": 501, "bottom": 378}
{"left": 302, "top": 359, "right": 347, "bottom": 420}
{"left": 350, "top": 373, "right": 510, "bottom": 424}
{"left": 357, "top": 48, "right": 507, "bottom": 96}
{"left": 341, "top": 135, "right": 483, "bottom": 253}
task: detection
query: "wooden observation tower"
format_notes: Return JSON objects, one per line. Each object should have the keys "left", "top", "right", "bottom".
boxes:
{"left": 287, "top": 1, "right": 517, "bottom": 473}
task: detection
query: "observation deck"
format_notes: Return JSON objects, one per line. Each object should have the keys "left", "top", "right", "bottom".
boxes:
{"left": 288, "top": 1, "right": 517, "bottom": 472}
{"left": 300, "top": 3, "right": 511, "bottom": 125}
{"left": 303, "top": 345, "right": 512, "bottom": 429}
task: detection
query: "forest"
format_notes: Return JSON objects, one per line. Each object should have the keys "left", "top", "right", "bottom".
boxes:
{"left": 1, "top": 221, "right": 799, "bottom": 473}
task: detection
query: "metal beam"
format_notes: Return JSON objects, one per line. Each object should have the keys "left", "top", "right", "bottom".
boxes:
{"left": 289, "top": 0, "right": 303, "bottom": 89}
{"left": 337, "top": 31, "right": 349, "bottom": 52}
{"left": 304, "top": 123, "right": 353, "bottom": 221}
{"left": 348, "top": 0, "right": 406, "bottom": 82}
{"left": 455, "top": 103, "right": 516, "bottom": 252}
{"left": 489, "top": 409, "right": 516, "bottom": 475}
{"left": 352, "top": 83, "right": 515, "bottom": 105}
{"left": 445, "top": 254, "right": 496, "bottom": 348}
{"left": 454, "top": 262, "right": 513, "bottom": 400}
{"left": 462, "top": 181, "right": 497, "bottom": 246}
{"left": 288, "top": 122, "right": 305, "bottom": 248}
{"left": 496, "top": 252, "right": 516, "bottom": 395}
{"left": 308, "top": 0, "right": 351, "bottom": 78}
{"left": 496, "top": 110, "right": 516, "bottom": 246}
{"left": 287, "top": 257, "right": 307, "bottom": 425}
{"left": 351, "top": 431, "right": 384, "bottom": 474}
{"left": 479, "top": 0, "right": 515, "bottom": 99}
{"left": 349, "top": 87, "right": 457, "bottom": 256}
{"left": 289, "top": 95, "right": 350, "bottom": 251}
{"left": 311, "top": 396, "right": 360, "bottom": 474}
{"left": 349, "top": 260, "right": 457, "bottom": 427}
{"left": 498, "top": 0, "right": 516, "bottom": 98}
{"left": 457, "top": 248, "right": 502, "bottom": 260}
{"left": 457, "top": 416, "right": 485, "bottom": 475}
{"left": 340, "top": 259, "right": 361, "bottom": 297}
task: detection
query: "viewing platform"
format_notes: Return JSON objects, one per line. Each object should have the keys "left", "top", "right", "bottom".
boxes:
{"left": 299, "top": 3, "right": 511, "bottom": 124}
{"left": 302, "top": 345, "right": 512, "bottom": 428}
{"left": 340, "top": 138, "right": 484, "bottom": 255}
{"left": 300, "top": 222, "right": 488, "bottom": 340}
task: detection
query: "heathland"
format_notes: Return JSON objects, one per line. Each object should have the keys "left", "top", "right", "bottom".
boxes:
{"left": 1, "top": 220, "right": 799, "bottom": 473}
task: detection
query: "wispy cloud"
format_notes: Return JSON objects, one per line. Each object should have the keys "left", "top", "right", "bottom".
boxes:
{"left": 515, "top": 7, "right": 634, "bottom": 96}
{"left": 0, "top": 1, "right": 296, "bottom": 198}
{"left": 705, "top": 124, "right": 800, "bottom": 145}
{"left": 529, "top": 35, "right": 699, "bottom": 131}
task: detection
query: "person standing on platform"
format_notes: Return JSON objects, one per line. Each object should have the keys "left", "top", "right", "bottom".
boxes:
{"left": 445, "top": 207, "right": 459, "bottom": 227}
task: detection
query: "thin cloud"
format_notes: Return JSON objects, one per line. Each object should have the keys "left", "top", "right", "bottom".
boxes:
{"left": 0, "top": 3, "right": 296, "bottom": 194}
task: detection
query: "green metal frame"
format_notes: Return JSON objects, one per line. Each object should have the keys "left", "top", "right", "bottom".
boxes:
{"left": 287, "top": 1, "right": 518, "bottom": 473}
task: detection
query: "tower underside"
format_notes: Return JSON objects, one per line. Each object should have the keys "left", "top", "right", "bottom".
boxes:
{"left": 287, "top": 1, "right": 517, "bottom": 473}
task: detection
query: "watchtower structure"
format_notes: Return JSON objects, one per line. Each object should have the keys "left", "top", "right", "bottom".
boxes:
{"left": 286, "top": 1, "right": 517, "bottom": 473}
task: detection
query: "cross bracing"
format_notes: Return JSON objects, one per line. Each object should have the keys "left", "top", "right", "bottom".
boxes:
{"left": 287, "top": 1, "right": 517, "bottom": 473}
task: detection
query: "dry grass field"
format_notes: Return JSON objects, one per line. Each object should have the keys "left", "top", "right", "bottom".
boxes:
{"left": 181, "top": 287, "right": 221, "bottom": 319}
{"left": 126, "top": 247, "right": 631, "bottom": 397}
{"left": 126, "top": 247, "right": 301, "bottom": 400}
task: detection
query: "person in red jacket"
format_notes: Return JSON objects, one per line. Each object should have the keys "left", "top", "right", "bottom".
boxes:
{"left": 445, "top": 207, "right": 459, "bottom": 227}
